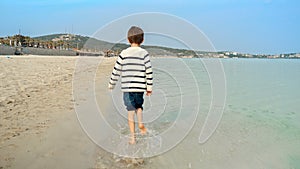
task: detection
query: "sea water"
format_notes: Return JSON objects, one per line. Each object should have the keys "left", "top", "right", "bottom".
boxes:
{"left": 146, "top": 58, "right": 300, "bottom": 169}
{"left": 98, "top": 58, "right": 300, "bottom": 168}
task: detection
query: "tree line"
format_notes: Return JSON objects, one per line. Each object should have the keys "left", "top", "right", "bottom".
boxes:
{"left": 0, "top": 34, "right": 73, "bottom": 50}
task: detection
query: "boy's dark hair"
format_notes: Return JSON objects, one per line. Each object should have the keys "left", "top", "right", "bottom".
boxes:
{"left": 127, "top": 26, "right": 144, "bottom": 44}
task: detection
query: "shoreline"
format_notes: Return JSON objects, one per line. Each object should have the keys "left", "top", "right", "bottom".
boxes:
{"left": 1, "top": 56, "right": 299, "bottom": 169}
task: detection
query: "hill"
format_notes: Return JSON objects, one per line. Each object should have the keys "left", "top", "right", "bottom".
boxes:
{"left": 33, "top": 33, "right": 196, "bottom": 56}
{"left": 33, "top": 34, "right": 111, "bottom": 51}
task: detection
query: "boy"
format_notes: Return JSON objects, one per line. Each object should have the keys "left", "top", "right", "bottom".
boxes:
{"left": 108, "top": 26, "right": 153, "bottom": 144}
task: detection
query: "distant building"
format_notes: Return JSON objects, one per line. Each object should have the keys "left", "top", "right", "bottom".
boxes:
{"left": 52, "top": 34, "right": 74, "bottom": 42}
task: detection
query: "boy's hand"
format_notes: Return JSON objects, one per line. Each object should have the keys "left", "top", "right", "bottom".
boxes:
{"left": 108, "top": 84, "right": 114, "bottom": 90}
{"left": 146, "top": 90, "right": 152, "bottom": 96}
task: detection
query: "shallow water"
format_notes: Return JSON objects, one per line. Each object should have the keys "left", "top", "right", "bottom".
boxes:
{"left": 151, "top": 58, "right": 299, "bottom": 169}
{"left": 97, "top": 58, "right": 300, "bottom": 168}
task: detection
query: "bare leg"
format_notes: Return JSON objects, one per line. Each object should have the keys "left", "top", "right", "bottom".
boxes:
{"left": 128, "top": 110, "right": 136, "bottom": 144}
{"left": 136, "top": 108, "right": 147, "bottom": 135}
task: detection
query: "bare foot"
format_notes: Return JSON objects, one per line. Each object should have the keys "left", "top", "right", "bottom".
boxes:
{"left": 139, "top": 125, "right": 147, "bottom": 135}
{"left": 129, "top": 135, "right": 136, "bottom": 145}
{"left": 129, "top": 140, "right": 136, "bottom": 145}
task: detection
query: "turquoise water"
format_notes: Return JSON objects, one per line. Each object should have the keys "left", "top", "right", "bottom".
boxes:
{"left": 98, "top": 58, "right": 300, "bottom": 168}
{"left": 146, "top": 58, "right": 300, "bottom": 169}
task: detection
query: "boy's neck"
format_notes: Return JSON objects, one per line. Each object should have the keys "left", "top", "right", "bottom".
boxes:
{"left": 131, "top": 43, "right": 140, "bottom": 47}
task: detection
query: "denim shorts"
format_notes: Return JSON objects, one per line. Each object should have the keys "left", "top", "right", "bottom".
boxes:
{"left": 123, "top": 92, "right": 144, "bottom": 111}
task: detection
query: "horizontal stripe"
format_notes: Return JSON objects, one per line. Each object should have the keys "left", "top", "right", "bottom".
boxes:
{"left": 124, "top": 56, "right": 144, "bottom": 60}
{"left": 122, "top": 69, "right": 145, "bottom": 72}
{"left": 121, "top": 87, "right": 147, "bottom": 90}
{"left": 144, "top": 54, "right": 149, "bottom": 59}
{"left": 109, "top": 81, "right": 116, "bottom": 85}
{"left": 144, "top": 60, "right": 150, "bottom": 64}
{"left": 122, "top": 63, "right": 144, "bottom": 66}
{"left": 122, "top": 81, "right": 146, "bottom": 84}
{"left": 110, "top": 78, "right": 118, "bottom": 81}
{"left": 119, "top": 55, "right": 124, "bottom": 60}
{"left": 146, "top": 78, "right": 153, "bottom": 80}
{"left": 116, "top": 60, "right": 122, "bottom": 66}
{"left": 147, "top": 83, "right": 153, "bottom": 85}
{"left": 114, "top": 67, "right": 122, "bottom": 71}
{"left": 122, "top": 75, "right": 146, "bottom": 78}
{"left": 145, "top": 66, "right": 152, "bottom": 69}
{"left": 146, "top": 72, "right": 153, "bottom": 75}
{"left": 112, "top": 72, "right": 120, "bottom": 76}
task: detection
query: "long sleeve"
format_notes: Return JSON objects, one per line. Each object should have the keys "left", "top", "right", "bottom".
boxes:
{"left": 144, "top": 54, "right": 153, "bottom": 91}
{"left": 108, "top": 55, "right": 123, "bottom": 89}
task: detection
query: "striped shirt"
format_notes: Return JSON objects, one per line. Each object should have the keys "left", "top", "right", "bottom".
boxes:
{"left": 108, "top": 47, "right": 153, "bottom": 92}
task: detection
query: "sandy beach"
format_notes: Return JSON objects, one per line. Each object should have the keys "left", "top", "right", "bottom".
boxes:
{"left": 0, "top": 55, "right": 154, "bottom": 169}
{"left": 0, "top": 55, "right": 90, "bottom": 168}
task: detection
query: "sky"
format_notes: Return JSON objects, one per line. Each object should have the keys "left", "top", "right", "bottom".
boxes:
{"left": 1, "top": 0, "right": 299, "bottom": 54}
